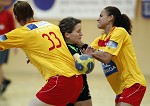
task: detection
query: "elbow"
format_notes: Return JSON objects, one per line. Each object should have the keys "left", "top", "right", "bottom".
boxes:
{"left": 92, "top": 51, "right": 112, "bottom": 64}
{"left": 102, "top": 59, "right": 111, "bottom": 64}
{"left": 101, "top": 53, "right": 112, "bottom": 64}
{"left": 93, "top": 55, "right": 111, "bottom": 64}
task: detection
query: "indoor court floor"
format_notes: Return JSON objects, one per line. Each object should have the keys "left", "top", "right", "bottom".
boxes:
{"left": 0, "top": 49, "right": 150, "bottom": 106}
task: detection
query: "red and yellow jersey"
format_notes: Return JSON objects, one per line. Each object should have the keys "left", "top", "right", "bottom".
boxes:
{"left": 0, "top": 21, "right": 81, "bottom": 80}
{"left": 91, "top": 27, "right": 146, "bottom": 95}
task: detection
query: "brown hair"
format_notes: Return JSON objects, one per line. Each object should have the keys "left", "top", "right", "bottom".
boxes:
{"left": 13, "top": 1, "right": 34, "bottom": 23}
{"left": 59, "top": 17, "right": 81, "bottom": 37}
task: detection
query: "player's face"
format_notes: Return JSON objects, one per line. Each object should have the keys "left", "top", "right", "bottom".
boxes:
{"left": 67, "top": 23, "right": 83, "bottom": 44}
{"left": 97, "top": 9, "right": 111, "bottom": 29}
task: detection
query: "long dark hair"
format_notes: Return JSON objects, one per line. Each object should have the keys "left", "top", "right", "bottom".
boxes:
{"left": 13, "top": 1, "right": 34, "bottom": 23}
{"left": 104, "top": 6, "right": 132, "bottom": 35}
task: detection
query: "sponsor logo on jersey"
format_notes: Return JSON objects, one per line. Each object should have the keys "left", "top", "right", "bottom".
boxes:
{"left": 27, "top": 21, "right": 52, "bottom": 30}
{"left": 101, "top": 60, "right": 118, "bottom": 77}
{"left": 0, "top": 35, "right": 7, "bottom": 42}
{"left": 27, "top": 24, "right": 38, "bottom": 30}
{"left": 106, "top": 40, "right": 118, "bottom": 49}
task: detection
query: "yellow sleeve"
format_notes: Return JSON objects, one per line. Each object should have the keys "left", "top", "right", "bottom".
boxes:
{"left": 104, "top": 28, "right": 127, "bottom": 56}
{"left": 90, "top": 36, "right": 102, "bottom": 50}
{"left": 0, "top": 28, "right": 23, "bottom": 50}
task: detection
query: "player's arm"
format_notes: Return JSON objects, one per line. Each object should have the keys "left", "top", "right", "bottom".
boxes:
{"left": 83, "top": 46, "right": 112, "bottom": 64}
{"left": 92, "top": 30, "right": 125, "bottom": 64}
{"left": 92, "top": 50, "right": 112, "bottom": 64}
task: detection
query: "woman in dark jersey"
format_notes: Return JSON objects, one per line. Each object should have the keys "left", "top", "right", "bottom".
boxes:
{"left": 59, "top": 17, "right": 92, "bottom": 106}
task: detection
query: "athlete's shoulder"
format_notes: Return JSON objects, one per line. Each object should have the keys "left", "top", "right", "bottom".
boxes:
{"left": 23, "top": 21, "right": 52, "bottom": 30}
{"left": 111, "top": 27, "right": 130, "bottom": 41}
{"left": 114, "top": 27, "right": 128, "bottom": 34}
{"left": 6, "top": 28, "right": 20, "bottom": 36}
{"left": 34, "top": 21, "right": 59, "bottom": 29}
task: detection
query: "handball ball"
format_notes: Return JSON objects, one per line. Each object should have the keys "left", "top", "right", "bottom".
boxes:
{"left": 75, "top": 54, "right": 95, "bottom": 74}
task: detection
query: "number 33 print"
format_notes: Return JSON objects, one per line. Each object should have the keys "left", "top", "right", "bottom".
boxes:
{"left": 42, "top": 32, "right": 61, "bottom": 51}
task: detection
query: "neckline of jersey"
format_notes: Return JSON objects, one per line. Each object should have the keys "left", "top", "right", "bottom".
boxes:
{"left": 26, "top": 20, "right": 38, "bottom": 24}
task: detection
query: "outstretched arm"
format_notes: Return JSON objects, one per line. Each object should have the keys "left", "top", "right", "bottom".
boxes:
{"left": 92, "top": 50, "right": 112, "bottom": 64}
{"left": 83, "top": 46, "right": 112, "bottom": 64}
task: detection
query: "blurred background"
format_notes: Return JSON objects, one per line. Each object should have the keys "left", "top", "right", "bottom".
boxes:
{"left": 0, "top": 0, "right": 150, "bottom": 106}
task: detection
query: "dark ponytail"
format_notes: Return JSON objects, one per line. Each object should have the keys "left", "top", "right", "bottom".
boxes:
{"left": 104, "top": 6, "right": 132, "bottom": 35}
{"left": 120, "top": 14, "right": 132, "bottom": 35}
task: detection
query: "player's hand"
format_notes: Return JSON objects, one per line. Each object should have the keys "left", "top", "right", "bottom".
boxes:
{"left": 26, "top": 57, "right": 30, "bottom": 64}
{"left": 83, "top": 46, "right": 95, "bottom": 56}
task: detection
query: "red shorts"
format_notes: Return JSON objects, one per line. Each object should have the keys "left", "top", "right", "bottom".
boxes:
{"left": 36, "top": 75, "right": 83, "bottom": 106}
{"left": 115, "top": 83, "right": 146, "bottom": 106}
